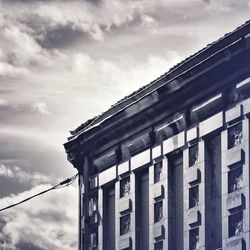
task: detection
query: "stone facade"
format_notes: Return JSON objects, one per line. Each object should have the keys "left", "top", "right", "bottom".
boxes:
{"left": 64, "top": 21, "right": 250, "bottom": 250}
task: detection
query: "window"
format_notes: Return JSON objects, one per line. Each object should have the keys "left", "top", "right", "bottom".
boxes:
{"left": 154, "top": 241, "right": 163, "bottom": 250}
{"left": 154, "top": 161, "right": 163, "bottom": 183}
{"left": 89, "top": 230, "right": 98, "bottom": 250}
{"left": 189, "top": 185, "right": 199, "bottom": 209}
{"left": 154, "top": 201, "right": 163, "bottom": 223}
{"left": 228, "top": 123, "right": 242, "bottom": 149}
{"left": 189, "top": 144, "right": 199, "bottom": 167}
{"left": 228, "top": 166, "right": 243, "bottom": 193}
{"left": 120, "top": 214, "right": 130, "bottom": 235}
{"left": 89, "top": 195, "right": 97, "bottom": 216}
{"left": 189, "top": 228, "right": 199, "bottom": 250}
{"left": 229, "top": 212, "right": 243, "bottom": 237}
{"left": 120, "top": 177, "right": 130, "bottom": 198}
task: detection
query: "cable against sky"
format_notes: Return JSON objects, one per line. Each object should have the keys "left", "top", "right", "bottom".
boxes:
{"left": 0, "top": 173, "right": 79, "bottom": 212}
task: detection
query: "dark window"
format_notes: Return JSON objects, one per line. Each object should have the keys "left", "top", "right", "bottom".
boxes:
{"left": 228, "top": 123, "right": 242, "bottom": 149}
{"left": 135, "top": 170, "right": 149, "bottom": 250}
{"left": 154, "top": 201, "right": 163, "bottom": 223}
{"left": 154, "top": 241, "right": 163, "bottom": 250}
{"left": 228, "top": 166, "right": 243, "bottom": 193}
{"left": 205, "top": 135, "right": 222, "bottom": 250}
{"left": 154, "top": 161, "right": 163, "bottom": 183}
{"left": 189, "top": 185, "right": 199, "bottom": 209}
{"left": 120, "top": 177, "right": 130, "bottom": 198}
{"left": 120, "top": 214, "right": 130, "bottom": 235}
{"left": 81, "top": 230, "right": 84, "bottom": 249}
{"left": 189, "top": 144, "right": 199, "bottom": 167}
{"left": 229, "top": 212, "right": 243, "bottom": 237}
{"left": 82, "top": 195, "right": 85, "bottom": 216}
{"left": 88, "top": 195, "right": 97, "bottom": 216}
{"left": 103, "top": 186, "right": 115, "bottom": 250}
{"left": 189, "top": 228, "right": 199, "bottom": 250}
{"left": 89, "top": 230, "right": 98, "bottom": 249}
{"left": 168, "top": 153, "right": 183, "bottom": 250}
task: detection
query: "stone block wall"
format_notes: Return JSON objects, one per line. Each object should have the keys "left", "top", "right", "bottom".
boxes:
{"left": 79, "top": 96, "right": 250, "bottom": 250}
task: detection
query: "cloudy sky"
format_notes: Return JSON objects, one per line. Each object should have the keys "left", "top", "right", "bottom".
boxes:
{"left": 0, "top": 0, "right": 249, "bottom": 249}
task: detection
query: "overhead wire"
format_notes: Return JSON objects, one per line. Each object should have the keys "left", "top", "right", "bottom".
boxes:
{"left": 56, "top": 174, "right": 79, "bottom": 189}
{"left": 0, "top": 173, "right": 79, "bottom": 212}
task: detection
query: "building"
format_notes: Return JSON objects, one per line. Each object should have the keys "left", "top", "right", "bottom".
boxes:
{"left": 64, "top": 20, "right": 250, "bottom": 250}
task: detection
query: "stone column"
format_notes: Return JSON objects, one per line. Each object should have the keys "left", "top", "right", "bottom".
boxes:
{"left": 149, "top": 143, "right": 168, "bottom": 250}
{"left": 222, "top": 103, "right": 250, "bottom": 250}
{"left": 183, "top": 130, "right": 205, "bottom": 250}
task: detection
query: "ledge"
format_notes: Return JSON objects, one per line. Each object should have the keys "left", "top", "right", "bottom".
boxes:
{"left": 119, "top": 236, "right": 132, "bottom": 249}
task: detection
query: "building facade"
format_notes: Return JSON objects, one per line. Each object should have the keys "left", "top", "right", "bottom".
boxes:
{"left": 64, "top": 20, "right": 250, "bottom": 250}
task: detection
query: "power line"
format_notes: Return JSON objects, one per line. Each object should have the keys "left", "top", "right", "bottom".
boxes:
{"left": 0, "top": 173, "right": 78, "bottom": 212}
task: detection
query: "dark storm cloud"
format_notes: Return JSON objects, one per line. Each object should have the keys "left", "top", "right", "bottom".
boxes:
{"left": 16, "top": 242, "right": 44, "bottom": 250}
{"left": 0, "top": 88, "right": 15, "bottom": 94}
{"left": 0, "top": 122, "right": 74, "bottom": 194}
{"left": 0, "top": 102, "right": 50, "bottom": 125}
{"left": 0, "top": 103, "right": 32, "bottom": 118}
{"left": 5, "top": 0, "right": 102, "bottom": 4}
{"left": 0, "top": 218, "right": 7, "bottom": 232}
{"left": 85, "top": 0, "right": 102, "bottom": 5}
{"left": 3, "top": 0, "right": 53, "bottom": 2}
{"left": 0, "top": 135, "right": 70, "bottom": 176}
{"left": 0, "top": 176, "right": 31, "bottom": 198}
{"left": 14, "top": 14, "right": 90, "bottom": 49}
{"left": 4, "top": 0, "right": 93, "bottom": 2}
{"left": 0, "top": 163, "right": 58, "bottom": 198}
{"left": 37, "top": 24, "right": 86, "bottom": 49}
{"left": 35, "top": 209, "right": 71, "bottom": 223}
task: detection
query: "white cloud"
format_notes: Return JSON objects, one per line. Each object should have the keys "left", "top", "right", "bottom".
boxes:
{"left": 33, "top": 102, "right": 50, "bottom": 115}
{"left": 0, "top": 0, "right": 249, "bottom": 80}
{"left": 67, "top": 51, "right": 182, "bottom": 98}
{"left": 0, "top": 184, "right": 78, "bottom": 250}
{"left": 0, "top": 98, "right": 8, "bottom": 106}
{"left": 34, "top": 0, "right": 139, "bottom": 30}
{"left": 0, "top": 1, "right": 249, "bottom": 249}
{"left": 0, "top": 164, "right": 14, "bottom": 178}
{"left": 0, "top": 62, "right": 29, "bottom": 77}
{"left": 141, "top": 14, "right": 158, "bottom": 29}
{"left": 1, "top": 0, "right": 139, "bottom": 43}
{"left": 1, "top": 25, "right": 48, "bottom": 63}
{"left": 71, "top": 53, "right": 94, "bottom": 76}
{"left": 0, "top": 164, "right": 57, "bottom": 186}
{"left": 0, "top": 23, "right": 51, "bottom": 77}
